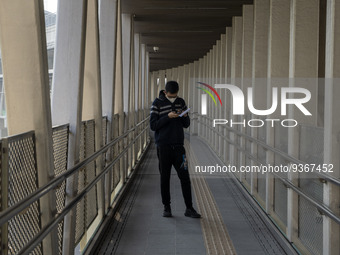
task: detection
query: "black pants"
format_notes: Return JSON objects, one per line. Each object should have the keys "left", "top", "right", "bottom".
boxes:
{"left": 157, "top": 145, "right": 193, "bottom": 209}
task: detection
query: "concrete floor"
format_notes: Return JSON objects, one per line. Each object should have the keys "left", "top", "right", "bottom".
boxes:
{"left": 92, "top": 135, "right": 297, "bottom": 255}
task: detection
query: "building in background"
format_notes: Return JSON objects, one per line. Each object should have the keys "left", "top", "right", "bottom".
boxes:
{"left": 0, "top": 10, "right": 56, "bottom": 138}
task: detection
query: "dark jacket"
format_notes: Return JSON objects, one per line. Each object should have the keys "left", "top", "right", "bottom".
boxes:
{"left": 150, "top": 91, "right": 190, "bottom": 146}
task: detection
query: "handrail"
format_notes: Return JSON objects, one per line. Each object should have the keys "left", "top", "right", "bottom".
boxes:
{"left": 197, "top": 117, "right": 340, "bottom": 224}
{"left": 197, "top": 118, "right": 340, "bottom": 225}
{"left": 0, "top": 116, "right": 150, "bottom": 227}
{"left": 18, "top": 124, "right": 150, "bottom": 255}
{"left": 198, "top": 114, "right": 340, "bottom": 186}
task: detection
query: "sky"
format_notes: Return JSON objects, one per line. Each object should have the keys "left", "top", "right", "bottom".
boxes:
{"left": 44, "top": 0, "right": 58, "bottom": 13}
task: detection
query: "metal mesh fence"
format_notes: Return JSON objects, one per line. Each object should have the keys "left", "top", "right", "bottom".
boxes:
{"left": 244, "top": 117, "right": 252, "bottom": 184}
{"left": 6, "top": 132, "right": 42, "bottom": 255}
{"left": 299, "top": 125, "right": 324, "bottom": 202}
{"left": 102, "top": 117, "right": 107, "bottom": 147}
{"left": 298, "top": 125, "right": 324, "bottom": 255}
{"left": 298, "top": 196, "right": 323, "bottom": 255}
{"left": 0, "top": 140, "right": 2, "bottom": 252}
{"left": 111, "top": 114, "right": 120, "bottom": 192}
{"left": 84, "top": 120, "right": 98, "bottom": 229}
{"left": 257, "top": 122, "right": 266, "bottom": 201}
{"left": 75, "top": 120, "right": 98, "bottom": 245}
{"left": 224, "top": 129, "right": 229, "bottom": 164}
{"left": 273, "top": 123, "right": 288, "bottom": 226}
{"left": 52, "top": 125, "right": 69, "bottom": 255}
{"left": 75, "top": 123, "right": 86, "bottom": 243}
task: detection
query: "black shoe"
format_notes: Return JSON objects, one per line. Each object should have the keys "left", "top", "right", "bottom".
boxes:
{"left": 185, "top": 207, "right": 201, "bottom": 218}
{"left": 163, "top": 205, "right": 172, "bottom": 217}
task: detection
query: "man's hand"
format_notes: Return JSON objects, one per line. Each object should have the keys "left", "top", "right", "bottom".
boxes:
{"left": 168, "top": 111, "right": 179, "bottom": 118}
{"left": 177, "top": 110, "right": 188, "bottom": 117}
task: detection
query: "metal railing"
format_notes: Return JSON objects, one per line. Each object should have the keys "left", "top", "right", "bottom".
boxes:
{"left": 193, "top": 113, "right": 339, "bottom": 255}
{"left": 0, "top": 114, "right": 150, "bottom": 255}
{"left": 198, "top": 114, "right": 340, "bottom": 186}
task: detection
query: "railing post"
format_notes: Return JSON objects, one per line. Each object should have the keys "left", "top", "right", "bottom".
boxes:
{"left": 1, "top": 139, "right": 8, "bottom": 255}
{"left": 287, "top": 0, "right": 319, "bottom": 243}
{"left": 231, "top": 16, "right": 243, "bottom": 172}
{"left": 0, "top": 1, "right": 58, "bottom": 253}
{"left": 241, "top": 5, "right": 254, "bottom": 184}
{"left": 266, "top": 0, "right": 291, "bottom": 214}
{"left": 224, "top": 27, "right": 232, "bottom": 164}
{"left": 324, "top": 0, "right": 340, "bottom": 254}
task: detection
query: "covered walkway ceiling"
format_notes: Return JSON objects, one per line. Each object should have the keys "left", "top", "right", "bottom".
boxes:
{"left": 122, "top": 0, "right": 253, "bottom": 72}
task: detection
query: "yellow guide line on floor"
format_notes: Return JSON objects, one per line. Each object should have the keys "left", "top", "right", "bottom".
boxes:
{"left": 185, "top": 140, "right": 237, "bottom": 255}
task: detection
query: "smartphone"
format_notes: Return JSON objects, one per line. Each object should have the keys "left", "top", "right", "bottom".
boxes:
{"left": 179, "top": 108, "right": 190, "bottom": 117}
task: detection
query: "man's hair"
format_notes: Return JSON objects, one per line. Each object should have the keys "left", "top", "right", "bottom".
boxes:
{"left": 165, "top": 81, "right": 179, "bottom": 94}
{"left": 159, "top": 90, "right": 165, "bottom": 97}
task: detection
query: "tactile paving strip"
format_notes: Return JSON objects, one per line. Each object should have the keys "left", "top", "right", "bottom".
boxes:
{"left": 187, "top": 135, "right": 296, "bottom": 255}
{"left": 185, "top": 140, "right": 237, "bottom": 255}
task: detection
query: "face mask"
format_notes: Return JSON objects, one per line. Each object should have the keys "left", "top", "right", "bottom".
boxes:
{"left": 166, "top": 96, "right": 177, "bottom": 103}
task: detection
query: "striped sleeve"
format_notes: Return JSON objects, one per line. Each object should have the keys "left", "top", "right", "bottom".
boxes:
{"left": 150, "top": 104, "right": 159, "bottom": 115}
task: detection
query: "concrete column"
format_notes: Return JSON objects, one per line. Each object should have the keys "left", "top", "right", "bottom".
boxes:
{"left": 287, "top": 0, "right": 319, "bottom": 243}
{"left": 172, "top": 67, "right": 179, "bottom": 82}
{"left": 127, "top": 27, "right": 134, "bottom": 172}
{"left": 213, "top": 42, "right": 219, "bottom": 154}
{"left": 230, "top": 17, "right": 243, "bottom": 168}
{"left": 225, "top": 27, "right": 233, "bottom": 84}
{"left": 266, "top": 0, "right": 290, "bottom": 215}
{"left": 82, "top": 1, "right": 105, "bottom": 243}
{"left": 154, "top": 71, "right": 160, "bottom": 97}
{"left": 323, "top": 0, "right": 340, "bottom": 254}
{"left": 241, "top": 5, "right": 254, "bottom": 183}
{"left": 217, "top": 39, "right": 222, "bottom": 156}
{"left": 251, "top": 0, "right": 270, "bottom": 194}
{"left": 183, "top": 64, "right": 189, "bottom": 103}
{"left": 207, "top": 50, "right": 212, "bottom": 145}
{"left": 169, "top": 67, "right": 174, "bottom": 82}
{"left": 203, "top": 54, "right": 208, "bottom": 142}
{"left": 114, "top": 0, "right": 125, "bottom": 184}
{"left": 136, "top": 42, "right": 143, "bottom": 156}
{"left": 134, "top": 34, "right": 140, "bottom": 111}
{"left": 211, "top": 45, "right": 216, "bottom": 152}
{"left": 145, "top": 52, "right": 150, "bottom": 110}
{"left": 0, "top": 1, "right": 57, "bottom": 254}
{"left": 99, "top": 0, "right": 118, "bottom": 212}
{"left": 198, "top": 58, "right": 204, "bottom": 137}
{"left": 208, "top": 49, "right": 214, "bottom": 146}
{"left": 137, "top": 43, "right": 146, "bottom": 154}
{"left": 187, "top": 63, "right": 194, "bottom": 122}
{"left": 199, "top": 55, "right": 206, "bottom": 138}
{"left": 121, "top": 13, "right": 133, "bottom": 177}
{"left": 51, "top": 0, "right": 88, "bottom": 253}
{"left": 143, "top": 47, "right": 148, "bottom": 146}
{"left": 191, "top": 61, "right": 199, "bottom": 135}
{"left": 146, "top": 54, "right": 151, "bottom": 108}
{"left": 186, "top": 64, "right": 192, "bottom": 134}
{"left": 223, "top": 27, "right": 232, "bottom": 164}
{"left": 141, "top": 44, "right": 146, "bottom": 111}
{"left": 178, "top": 66, "right": 184, "bottom": 98}
{"left": 121, "top": 14, "right": 132, "bottom": 113}
{"left": 159, "top": 70, "right": 166, "bottom": 89}
{"left": 150, "top": 72, "right": 157, "bottom": 102}
{"left": 219, "top": 35, "right": 226, "bottom": 160}
{"left": 205, "top": 53, "right": 210, "bottom": 141}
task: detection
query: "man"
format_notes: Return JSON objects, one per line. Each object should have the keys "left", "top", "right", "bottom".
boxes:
{"left": 150, "top": 81, "right": 201, "bottom": 218}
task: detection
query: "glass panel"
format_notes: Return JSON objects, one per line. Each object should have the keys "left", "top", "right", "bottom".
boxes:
{"left": 0, "top": 28, "right": 8, "bottom": 138}
{"left": 44, "top": 0, "right": 58, "bottom": 90}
